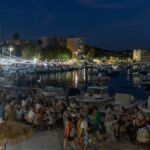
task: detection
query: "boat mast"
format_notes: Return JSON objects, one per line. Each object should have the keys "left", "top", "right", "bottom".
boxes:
{"left": 0, "top": 23, "right": 3, "bottom": 58}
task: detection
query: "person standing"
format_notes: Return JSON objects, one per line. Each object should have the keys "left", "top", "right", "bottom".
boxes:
{"left": 4, "top": 104, "right": 16, "bottom": 121}
{"left": 104, "top": 110, "right": 116, "bottom": 142}
{"left": 76, "top": 114, "right": 88, "bottom": 150}
{"left": 63, "top": 116, "right": 73, "bottom": 150}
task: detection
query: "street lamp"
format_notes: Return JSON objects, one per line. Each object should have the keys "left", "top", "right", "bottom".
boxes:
{"left": 33, "top": 57, "right": 38, "bottom": 64}
{"left": 75, "top": 52, "right": 78, "bottom": 59}
{"left": 9, "top": 47, "right": 14, "bottom": 59}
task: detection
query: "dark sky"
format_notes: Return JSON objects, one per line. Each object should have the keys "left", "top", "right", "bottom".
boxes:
{"left": 0, "top": 0, "right": 150, "bottom": 50}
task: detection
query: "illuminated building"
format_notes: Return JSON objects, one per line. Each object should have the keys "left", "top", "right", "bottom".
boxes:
{"left": 133, "top": 49, "right": 142, "bottom": 61}
{"left": 37, "top": 36, "right": 85, "bottom": 58}
{"left": 133, "top": 49, "right": 150, "bottom": 63}
{"left": 66, "top": 37, "right": 85, "bottom": 58}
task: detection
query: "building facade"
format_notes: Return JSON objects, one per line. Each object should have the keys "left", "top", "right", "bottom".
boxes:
{"left": 66, "top": 37, "right": 85, "bottom": 58}
{"left": 133, "top": 49, "right": 150, "bottom": 63}
{"left": 37, "top": 36, "right": 85, "bottom": 58}
{"left": 37, "top": 37, "right": 66, "bottom": 49}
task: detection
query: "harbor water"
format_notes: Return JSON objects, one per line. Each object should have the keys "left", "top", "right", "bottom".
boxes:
{"left": 38, "top": 68, "right": 150, "bottom": 101}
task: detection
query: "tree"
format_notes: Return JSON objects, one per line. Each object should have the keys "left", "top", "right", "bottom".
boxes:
{"left": 22, "top": 47, "right": 36, "bottom": 59}
{"left": 39, "top": 47, "right": 72, "bottom": 60}
{"left": 22, "top": 44, "right": 40, "bottom": 59}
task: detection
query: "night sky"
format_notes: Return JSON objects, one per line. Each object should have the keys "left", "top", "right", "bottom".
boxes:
{"left": 0, "top": 0, "right": 150, "bottom": 50}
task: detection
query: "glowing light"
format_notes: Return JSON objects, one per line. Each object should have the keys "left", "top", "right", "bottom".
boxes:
{"left": 93, "top": 59, "right": 100, "bottom": 64}
{"left": 74, "top": 72, "right": 78, "bottom": 88}
{"left": 33, "top": 58, "right": 38, "bottom": 64}
{"left": 74, "top": 52, "right": 78, "bottom": 59}
{"left": 44, "top": 63, "right": 47, "bottom": 67}
{"left": 9, "top": 47, "right": 14, "bottom": 59}
{"left": 9, "top": 47, "right": 14, "bottom": 52}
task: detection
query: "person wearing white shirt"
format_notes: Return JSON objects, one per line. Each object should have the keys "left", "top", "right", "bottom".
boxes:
{"left": 80, "top": 114, "right": 88, "bottom": 136}
{"left": 28, "top": 110, "right": 35, "bottom": 120}
{"left": 35, "top": 103, "right": 42, "bottom": 111}
{"left": 25, "top": 106, "right": 35, "bottom": 123}
{"left": 21, "top": 100, "right": 27, "bottom": 108}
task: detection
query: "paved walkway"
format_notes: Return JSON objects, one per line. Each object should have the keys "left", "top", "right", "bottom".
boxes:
{"left": 6, "top": 130, "right": 137, "bottom": 150}
{"left": 7, "top": 129, "right": 63, "bottom": 150}
{"left": 103, "top": 141, "right": 136, "bottom": 150}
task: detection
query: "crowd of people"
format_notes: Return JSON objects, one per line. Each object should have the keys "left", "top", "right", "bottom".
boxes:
{"left": 63, "top": 104, "right": 150, "bottom": 150}
{"left": 1, "top": 87, "right": 150, "bottom": 150}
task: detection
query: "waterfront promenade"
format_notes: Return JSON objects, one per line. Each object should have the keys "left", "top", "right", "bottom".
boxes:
{"left": 7, "top": 130, "right": 63, "bottom": 150}
{"left": 7, "top": 130, "right": 137, "bottom": 150}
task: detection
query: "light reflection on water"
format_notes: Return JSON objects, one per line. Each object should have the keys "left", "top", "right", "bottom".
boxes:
{"left": 39, "top": 69, "right": 150, "bottom": 100}
{"left": 39, "top": 69, "right": 93, "bottom": 89}
{"left": 41, "top": 70, "right": 89, "bottom": 87}
{"left": 73, "top": 71, "right": 78, "bottom": 88}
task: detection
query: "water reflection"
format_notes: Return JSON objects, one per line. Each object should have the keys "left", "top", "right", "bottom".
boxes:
{"left": 73, "top": 72, "right": 78, "bottom": 88}
{"left": 38, "top": 69, "right": 150, "bottom": 100}
{"left": 39, "top": 69, "right": 92, "bottom": 88}
{"left": 83, "top": 68, "right": 86, "bottom": 81}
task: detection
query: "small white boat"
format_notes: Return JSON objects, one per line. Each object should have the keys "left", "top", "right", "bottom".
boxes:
{"left": 140, "top": 96, "right": 150, "bottom": 115}
{"left": 78, "top": 86, "right": 113, "bottom": 106}
{"left": 112, "top": 93, "right": 139, "bottom": 111}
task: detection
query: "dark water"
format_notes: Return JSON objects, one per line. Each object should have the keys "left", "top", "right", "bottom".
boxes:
{"left": 109, "top": 71, "right": 150, "bottom": 100}
{"left": 39, "top": 68, "right": 150, "bottom": 100}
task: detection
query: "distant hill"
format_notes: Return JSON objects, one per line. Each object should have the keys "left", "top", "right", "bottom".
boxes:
{"left": 85, "top": 45, "right": 132, "bottom": 58}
